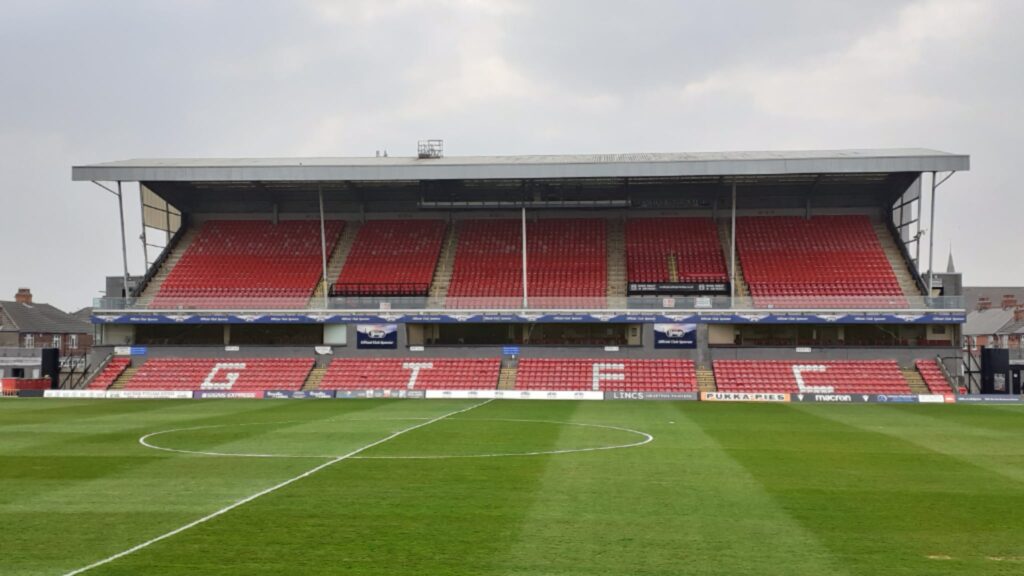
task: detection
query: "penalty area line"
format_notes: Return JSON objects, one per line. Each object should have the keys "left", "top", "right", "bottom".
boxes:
{"left": 62, "top": 399, "right": 493, "bottom": 576}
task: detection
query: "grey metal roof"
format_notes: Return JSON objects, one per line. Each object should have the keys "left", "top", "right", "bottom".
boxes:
{"left": 72, "top": 148, "right": 969, "bottom": 183}
{"left": 962, "top": 286, "right": 1024, "bottom": 311}
{"left": 963, "top": 308, "right": 1016, "bottom": 336}
{"left": 0, "top": 301, "right": 91, "bottom": 334}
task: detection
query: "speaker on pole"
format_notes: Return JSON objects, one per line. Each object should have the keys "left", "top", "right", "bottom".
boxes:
{"left": 41, "top": 348, "right": 60, "bottom": 389}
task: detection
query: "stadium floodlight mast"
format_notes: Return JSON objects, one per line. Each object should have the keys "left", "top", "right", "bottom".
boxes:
{"left": 90, "top": 180, "right": 131, "bottom": 303}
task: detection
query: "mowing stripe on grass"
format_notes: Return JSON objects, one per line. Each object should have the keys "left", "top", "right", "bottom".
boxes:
{"left": 61, "top": 399, "right": 492, "bottom": 576}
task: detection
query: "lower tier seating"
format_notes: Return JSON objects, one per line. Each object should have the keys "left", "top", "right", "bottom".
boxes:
{"left": 713, "top": 360, "right": 911, "bottom": 394}
{"left": 515, "top": 359, "right": 697, "bottom": 392}
{"left": 319, "top": 358, "right": 501, "bottom": 390}
{"left": 86, "top": 357, "right": 131, "bottom": 390}
{"left": 124, "top": 358, "right": 314, "bottom": 391}
{"left": 915, "top": 359, "right": 952, "bottom": 393}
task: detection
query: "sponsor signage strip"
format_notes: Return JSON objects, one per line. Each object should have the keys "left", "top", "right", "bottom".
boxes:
{"left": 93, "top": 311, "right": 967, "bottom": 325}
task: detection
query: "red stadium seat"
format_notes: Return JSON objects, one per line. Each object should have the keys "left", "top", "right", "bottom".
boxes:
{"left": 712, "top": 360, "right": 911, "bottom": 394}
{"left": 915, "top": 359, "right": 953, "bottom": 393}
{"left": 86, "top": 357, "right": 131, "bottom": 390}
{"left": 626, "top": 217, "right": 727, "bottom": 283}
{"left": 319, "top": 358, "right": 501, "bottom": 390}
{"left": 446, "top": 219, "right": 607, "bottom": 308}
{"left": 123, "top": 358, "right": 314, "bottom": 391}
{"left": 334, "top": 220, "right": 446, "bottom": 296}
{"left": 515, "top": 359, "right": 698, "bottom": 392}
{"left": 736, "top": 216, "right": 906, "bottom": 309}
{"left": 151, "top": 220, "right": 344, "bottom": 309}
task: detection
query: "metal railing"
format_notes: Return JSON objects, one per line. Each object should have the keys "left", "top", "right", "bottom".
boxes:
{"left": 93, "top": 295, "right": 966, "bottom": 313}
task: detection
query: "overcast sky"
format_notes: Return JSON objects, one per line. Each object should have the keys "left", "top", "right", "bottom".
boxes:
{"left": 1, "top": 0, "right": 1021, "bottom": 311}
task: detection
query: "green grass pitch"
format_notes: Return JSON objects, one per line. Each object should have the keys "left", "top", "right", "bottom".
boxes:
{"left": 2, "top": 398, "right": 1023, "bottom": 575}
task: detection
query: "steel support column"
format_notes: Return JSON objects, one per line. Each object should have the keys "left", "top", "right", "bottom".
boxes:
{"left": 318, "top": 185, "right": 329, "bottom": 308}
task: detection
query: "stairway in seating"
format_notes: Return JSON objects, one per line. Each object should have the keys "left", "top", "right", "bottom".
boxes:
{"left": 717, "top": 222, "right": 749, "bottom": 298}
{"left": 902, "top": 369, "right": 930, "bottom": 394}
{"left": 302, "top": 367, "right": 328, "bottom": 391}
{"left": 874, "top": 223, "right": 923, "bottom": 297}
{"left": 312, "top": 220, "right": 360, "bottom": 302}
{"left": 427, "top": 222, "right": 458, "bottom": 308}
{"left": 109, "top": 367, "right": 138, "bottom": 390}
{"left": 696, "top": 367, "right": 717, "bottom": 392}
{"left": 498, "top": 358, "right": 518, "bottom": 390}
{"left": 137, "top": 226, "right": 200, "bottom": 306}
{"left": 666, "top": 253, "right": 679, "bottom": 282}
{"left": 606, "top": 218, "right": 627, "bottom": 308}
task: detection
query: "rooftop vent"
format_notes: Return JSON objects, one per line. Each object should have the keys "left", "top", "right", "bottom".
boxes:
{"left": 417, "top": 139, "right": 444, "bottom": 159}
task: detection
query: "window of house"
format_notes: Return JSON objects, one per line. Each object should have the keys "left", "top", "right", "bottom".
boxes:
{"left": 23, "top": 334, "right": 34, "bottom": 348}
{"left": 52, "top": 335, "right": 61, "bottom": 349}
{"left": 69, "top": 334, "right": 78, "bottom": 349}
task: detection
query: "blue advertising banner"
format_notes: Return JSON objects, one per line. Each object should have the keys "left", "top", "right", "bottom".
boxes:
{"left": 356, "top": 324, "right": 398, "bottom": 349}
{"left": 652, "top": 323, "right": 697, "bottom": 348}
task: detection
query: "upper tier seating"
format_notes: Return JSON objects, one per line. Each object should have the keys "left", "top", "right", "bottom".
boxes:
{"left": 515, "top": 359, "right": 698, "bottom": 392}
{"left": 151, "top": 220, "right": 343, "bottom": 309}
{"left": 334, "top": 220, "right": 447, "bottom": 296}
{"left": 713, "top": 360, "right": 911, "bottom": 394}
{"left": 319, "top": 358, "right": 501, "bottom": 390}
{"left": 915, "top": 359, "right": 952, "bottom": 393}
{"left": 124, "top": 358, "right": 314, "bottom": 391}
{"left": 736, "top": 215, "right": 905, "bottom": 308}
{"left": 86, "top": 357, "right": 131, "bottom": 390}
{"left": 446, "top": 219, "right": 607, "bottom": 308}
{"left": 626, "top": 218, "right": 727, "bottom": 283}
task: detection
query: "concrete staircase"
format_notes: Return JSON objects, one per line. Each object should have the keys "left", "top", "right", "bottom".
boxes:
{"left": 902, "top": 369, "right": 930, "bottom": 394}
{"left": 497, "top": 365, "right": 518, "bottom": 390}
{"left": 313, "top": 220, "right": 360, "bottom": 302}
{"left": 109, "top": 367, "right": 138, "bottom": 390}
{"left": 606, "top": 217, "right": 627, "bottom": 308}
{"left": 666, "top": 253, "right": 679, "bottom": 282}
{"left": 428, "top": 222, "right": 459, "bottom": 308}
{"left": 717, "top": 222, "right": 749, "bottom": 298}
{"left": 874, "top": 223, "right": 923, "bottom": 297}
{"left": 302, "top": 367, "right": 328, "bottom": 391}
{"left": 136, "top": 226, "right": 200, "bottom": 306}
{"left": 696, "top": 367, "right": 717, "bottom": 393}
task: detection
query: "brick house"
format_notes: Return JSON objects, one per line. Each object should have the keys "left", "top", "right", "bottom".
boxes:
{"left": 0, "top": 289, "right": 93, "bottom": 356}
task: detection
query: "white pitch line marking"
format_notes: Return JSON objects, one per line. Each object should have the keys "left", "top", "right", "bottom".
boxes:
{"left": 64, "top": 400, "right": 492, "bottom": 576}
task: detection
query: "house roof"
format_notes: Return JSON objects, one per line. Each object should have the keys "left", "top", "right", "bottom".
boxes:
{"left": 0, "top": 301, "right": 91, "bottom": 334}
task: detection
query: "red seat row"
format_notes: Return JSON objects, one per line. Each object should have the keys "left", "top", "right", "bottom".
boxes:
{"left": 151, "top": 220, "right": 343, "bottom": 309}
{"left": 123, "top": 358, "right": 314, "bottom": 391}
{"left": 86, "top": 357, "right": 131, "bottom": 390}
{"left": 319, "top": 358, "right": 501, "bottom": 390}
{"left": 915, "top": 359, "right": 952, "bottom": 393}
{"left": 334, "top": 220, "right": 447, "bottom": 296}
{"left": 713, "top": 360, "right": 911, "bottom": 394}
{"left": 515, "top": 359, "right": 698, "bottom": 392}
{"left": 626, "top": 217, "right": 727, "bottom": 283}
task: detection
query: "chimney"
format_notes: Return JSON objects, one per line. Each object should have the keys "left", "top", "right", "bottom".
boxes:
{"left": 1015, "top": 305, "right": 1024, "bottom": 322}
{"left": 977, "top": 297, "right": 992, "bottom": 311}
{"left": 14, "top": 288, "right": 32, "bottom": 304}
{"left": 1001, "top": 294, "right": 1018, "bottom": 309}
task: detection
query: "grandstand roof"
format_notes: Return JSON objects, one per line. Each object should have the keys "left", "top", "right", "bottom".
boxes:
{"left": 72, "top": 148, "right": 969, "bottom": 183}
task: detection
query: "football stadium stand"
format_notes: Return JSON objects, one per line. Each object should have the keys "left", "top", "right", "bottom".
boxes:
{"left": 333, "top": 220, "right": 447, "bottom": 296}
{"left": 515, "top": 359, "right": 698, "bottom": 392}
{"left": 736, "top": 215, "right": 905, "bottom": 308}
{"left": 915, "top": 359, "right": 953, "bottom": 393}
{"left": 151, "top": 220, "right": 343, "bottom": 309}
{"left": 625, "top": 217, "right": 727, "bottom": 283}
{"left": 320, "top": 358, "right": 501, "bottom": 390}
{"left": 124, "top": 358, "right": 314, "bottom": 391}
{"left": 446, "top": 219, "right": 606, "bottom": 308}
{"left": 85, "top": 357, "right": 131, "bottom": 390}
{"left": 713, "top": 360, "right": 912, "bottom": 394}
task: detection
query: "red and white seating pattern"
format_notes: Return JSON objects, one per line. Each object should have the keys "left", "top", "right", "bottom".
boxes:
{"left": 736, "top": 216, "right": 905, "bottom": 308}
{"left": 152, "top": 220, "right": 343, "bottom": 309}
{"left": 915, "top": 359, "right": 952, "bottom": 393}
{"left": 713, "top": 360, "right": 911, "bottom": 394}
{"left": 86, "top": 357, "right": 131, "bottom": 390}
{"left": 626, "top": 217, "right": 727, "bottom": 283}
{"left": 446, "top": 219, "right": 607, "bottom": 308}
{"left": 319, "top": 358, "right": 501, "bottom": 390}
{"left": 334, "top": 220, "right": 447, "bottom": 296}
{"left": 124, "top": 358, "right": 314, "bottom": 391}
{"left": 515, "top": 359, "right": 697, "bottom": 392}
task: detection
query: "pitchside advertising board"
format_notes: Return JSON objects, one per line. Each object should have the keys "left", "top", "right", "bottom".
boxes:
{"left": 356, "top": 324, "right": 398, "bottom": 349}
{"left": 652, "top": 323, "right": 697, "bottom": 349}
